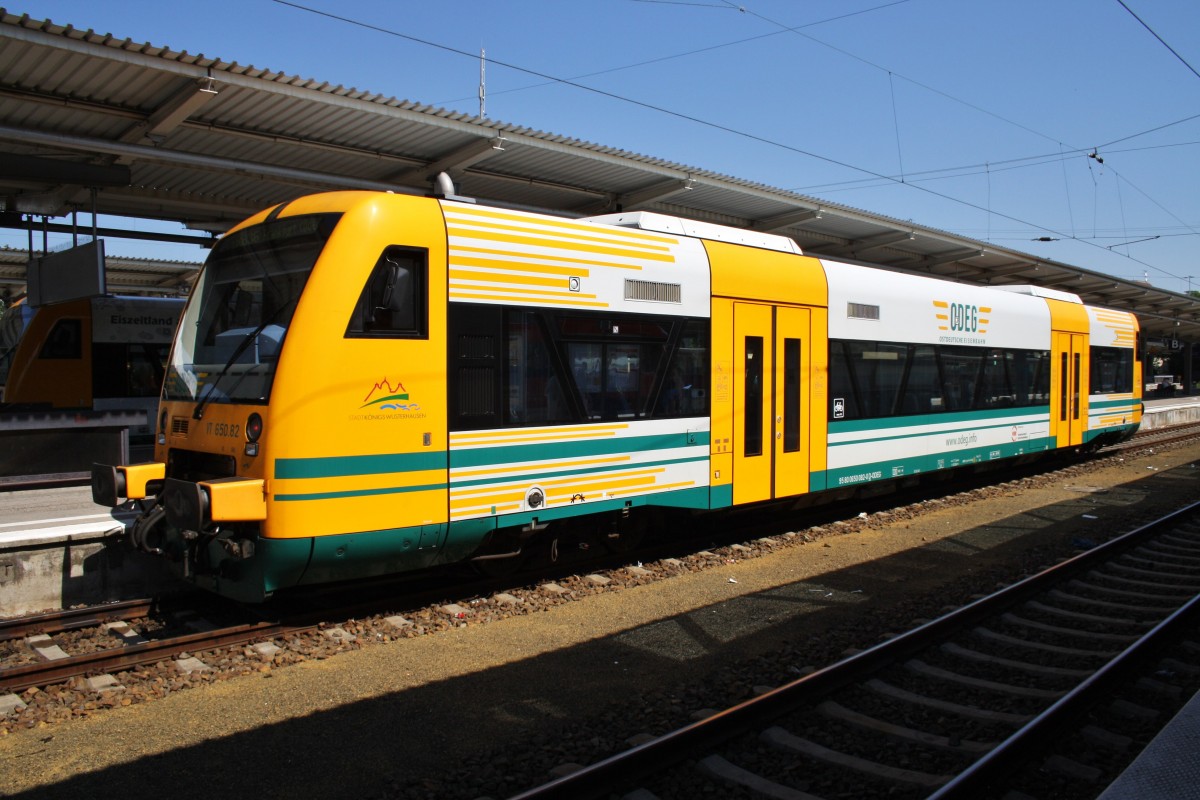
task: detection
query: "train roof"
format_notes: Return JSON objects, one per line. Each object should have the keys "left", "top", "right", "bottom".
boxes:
{"left": 992, "top": 285, "right": 1083, "bottom": 304}
{"left": 582, "top": 211, "right": 803, "bottom": 255}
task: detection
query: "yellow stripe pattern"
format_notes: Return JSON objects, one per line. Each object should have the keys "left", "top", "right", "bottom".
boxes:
{"left": 447, "top": 423, "right": 701, "bottom": 521}
{"left": 443, "top": 203, "right": 682, "bottom": 308}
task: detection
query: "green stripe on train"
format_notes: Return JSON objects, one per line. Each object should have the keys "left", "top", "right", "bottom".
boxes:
{"left": 1087, "top": 398, "right": 1139, "bottom": 411}
{"left": 275, "top": 451, "right": 446, "bottom": 480}
{"left": 828, "top": 405, "right": 1051, "bottom": 435}
{"left": 826, "top": 437, "right": 1055, "bottom": 487}
{"left": 450, "top": 431, "right": 710, "bottom": 469}
{"left": 274, "top": 431, "right": 709, "bottom": 479}
{"left": 274, "top": 481, "right": 447, "bottom": 502}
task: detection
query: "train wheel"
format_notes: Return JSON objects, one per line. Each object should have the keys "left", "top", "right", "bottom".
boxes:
{"left": 604, "top": 509, "right": 649, "bottom": 554}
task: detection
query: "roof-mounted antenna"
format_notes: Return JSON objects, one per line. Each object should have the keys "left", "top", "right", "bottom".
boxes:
{"left": 433, "top": 171, "right": 475, "bottom": 204}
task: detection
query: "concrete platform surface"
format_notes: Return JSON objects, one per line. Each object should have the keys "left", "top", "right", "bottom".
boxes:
{"left": 1098, "top": 688, "right": 1200, "bottom": 800}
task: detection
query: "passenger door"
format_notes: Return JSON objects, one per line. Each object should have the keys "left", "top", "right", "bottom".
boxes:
{"left": 733, "top": 302, "right": 811, "bottom": 504}
{"left": 1053, "top": 331, "right": 1087, "bottom": 448}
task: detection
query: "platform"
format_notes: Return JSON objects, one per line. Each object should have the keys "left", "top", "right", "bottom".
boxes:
{"left": 1140, "top": 394, "right": 1200, "bottom": 429}
{"left": 1097, "top": 687, "right": 1200, "bottom": 799}
{"left": 0, "top": 486, "right": 177, "bottom": 616}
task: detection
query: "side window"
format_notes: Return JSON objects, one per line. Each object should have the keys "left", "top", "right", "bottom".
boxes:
{"left": 449, "top": 305, "right": 710, "bottom": 431}
{"left": 558, "top": 314, "right": 669, "bottom": 421}
{"left": 449, "top": 304, "right": 502, "bottom": 430}
{"left": 938, "top": 346, "right": 985, "bottom": 412}
{"left": 830, "top": 340, "right": 1052, "bottom": 421}
{"left": 346, "top": 247, "right": 427, "bottom": 338}
{"left": 40, "top": 318, "right": 83, "bottom": 359}
{"left": 656, "top": 319, "right": 710, "bottom": 417}
{"left": 508, "top": 311, "right": 571, "bottom": 425}
{"left": 1090, "top": 346, "right": 1133, "bottom": 394}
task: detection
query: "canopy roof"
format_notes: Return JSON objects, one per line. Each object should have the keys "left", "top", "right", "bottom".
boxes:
{"left": 1, "top": 10, "right": 1196, "bottom": 341}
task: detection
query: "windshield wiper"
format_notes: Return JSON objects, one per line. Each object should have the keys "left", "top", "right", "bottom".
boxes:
{"left": 192, "top": 299, "right": 293, "bottom": 420}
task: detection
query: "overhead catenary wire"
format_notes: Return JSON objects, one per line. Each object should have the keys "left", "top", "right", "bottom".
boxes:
{"left": 1116, "top": 0, "right": 1200, "bottom": 82}
{"left": 269, "top": 0, "right": 1196, "bottom": 287}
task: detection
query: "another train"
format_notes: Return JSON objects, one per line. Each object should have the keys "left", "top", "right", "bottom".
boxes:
{"left": 91, "top": 190, "right": 1142, "bottom": 601}
{"left": 4, "top": 295, "right": 183, "bottom": 438}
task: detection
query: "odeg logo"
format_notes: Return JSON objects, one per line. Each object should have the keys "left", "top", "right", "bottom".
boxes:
{"left": 949, "top": 303, "right": 979, "bottom": 333}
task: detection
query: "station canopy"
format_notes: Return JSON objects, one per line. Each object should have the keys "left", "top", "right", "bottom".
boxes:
{"left": 1, "top": 11, "right": 1198, "bottom": 341}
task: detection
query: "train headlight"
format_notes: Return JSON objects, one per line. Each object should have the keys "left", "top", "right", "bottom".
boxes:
{"left": 244, "top": 412, "right": 263, "bottom": 457}
{"left": 158, "top": 409, "right": 168, "bottom": 445}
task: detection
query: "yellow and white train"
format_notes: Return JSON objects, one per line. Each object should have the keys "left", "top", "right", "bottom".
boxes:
{"left": 92, "top": 190, "right": 1141, "bottom": 601}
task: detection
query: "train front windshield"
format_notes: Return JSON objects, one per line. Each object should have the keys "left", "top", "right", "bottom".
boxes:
{"left": 164, "top": 213, "right": 341, "bottom": 404}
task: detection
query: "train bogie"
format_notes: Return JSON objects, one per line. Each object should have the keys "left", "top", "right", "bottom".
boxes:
{"left": 92, "top": 189, "right": 1142, "bottom": 601}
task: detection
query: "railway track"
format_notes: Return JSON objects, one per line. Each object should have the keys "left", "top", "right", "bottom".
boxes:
{"left": 0, "top": 598, "right": 158, "bottom": 642}
{"left": 508, "top": 501, "right": 1200, "bottom": 800}
{"left": 3, "top": 424, "right": 1198, "bottom": 735}
{"left": 1104, "top": 420, "right": 1200, "bottom": 454}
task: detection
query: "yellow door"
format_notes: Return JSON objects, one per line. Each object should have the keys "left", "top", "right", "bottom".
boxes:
{"left": 1053, "top": 331, "right": 1088, "bottom": 447}
{"left": 733, "top": 303, "right": 811, "bottom": 504}
{"left": 774, "top": 306, "right": 810, "bottom": 498}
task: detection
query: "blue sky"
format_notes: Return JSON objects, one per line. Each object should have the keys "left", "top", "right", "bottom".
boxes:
{"left": 10, "top": 0, "right": 1200, "bottom": 293}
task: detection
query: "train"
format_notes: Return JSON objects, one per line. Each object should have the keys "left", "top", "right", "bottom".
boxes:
{"left": 3, "top": 295, "right": 183, "bottom": 438}
{"left": 90, "top": 189, "right": 1142, "bottom": 602}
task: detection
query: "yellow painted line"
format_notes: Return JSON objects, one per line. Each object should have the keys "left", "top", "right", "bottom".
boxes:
{"left": 450, "top": 431, "right": 624, "bottom": 448}
{"left": 450, "top": 269, "right": 569, "bottom": 288}
{"left": 450, "top": 469, "right": 663, "bottom": 500}
{"left": 449, "top": 291, "right": 610, "bottom": 307}
{"left": 450, "top": 502, "right": 522, "bottom": 520}
{"left": 451, "top": 482, "right": 699, "bottom": 517}
{"left": 448, "top": 222, "right": 673, "bottom": 255}
{"left": 932, "top": 300, "right": 949, "bottom": 308}
{"left": 449, "top": 283, "right": 599, "bottom": 300}
{"left": 451, "top": 244, "right": 652, "bottom": 272}
{"left": 450, "top": 468, "right": 667, "bottom": 502}
{"left": 451, "top": 424, "right": 627, "bottom": 443}
{"left": 447, "top": 228, "right": 677, "bottom": 262}
{"left": 450, "top": 254, "right": 592, "bottom": 277}
{"left": 545, "top": 474, "right": 662, "bottom": 495}
{"left": 590, "top": 480, "right": 697, "bottom": 499}
{"left": 450, "top": 491, "right": 523, "bottom": 510}
{"left": 444, "top": 206, "right": 681, "bottom": 245}
{"left": 452, "top": 455, "right": 631, "bottom": 479}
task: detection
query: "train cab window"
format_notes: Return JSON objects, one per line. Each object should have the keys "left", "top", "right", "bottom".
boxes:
{"left": 346, "top": 247, "right": 427, "bottom": 338}
{"left": 39, "top": 319, "right": 82, "bottom": 359}
{"left": 92, "top": 342, "right": 169, "bottom": 398}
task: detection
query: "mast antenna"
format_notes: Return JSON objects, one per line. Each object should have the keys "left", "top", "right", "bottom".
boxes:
{"left": 478, "top": 47, "right": 486, "bottom": 118}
